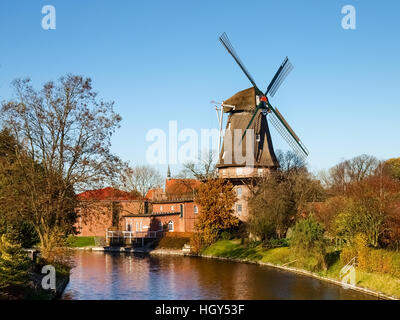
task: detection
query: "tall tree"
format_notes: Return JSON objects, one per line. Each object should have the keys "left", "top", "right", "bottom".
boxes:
{"left": 248, "top": 152, "right": 325, "bottom": 240}
{"left": 194, "top": 178, "right": 238, "bottom": 244}
{"left": 0, "top": 75, "right": 122, "bottom": 253}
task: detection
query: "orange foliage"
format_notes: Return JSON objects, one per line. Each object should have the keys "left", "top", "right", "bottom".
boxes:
{"left": 194, "top": 178, "right": 239, "bottom": 234}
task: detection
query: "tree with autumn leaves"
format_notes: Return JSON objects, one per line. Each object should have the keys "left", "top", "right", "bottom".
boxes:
{"left": 191, "top": 179, "right": 239, "bottom": 252}
{"left": 0, "top": 75, "right": 122, "bottom": 262}
{"left": 316, "top": 155, "right": 400, "bottom": 249}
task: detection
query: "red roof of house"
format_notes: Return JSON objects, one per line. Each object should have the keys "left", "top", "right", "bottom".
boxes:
{"left": 77, "top": 187, "right": 139, "bottom": 201}
{"left": 145, "top": 187, "right": 163, "bottom": 200}
{"left": 165, "top": 179, "right": 201, "bottom": 195}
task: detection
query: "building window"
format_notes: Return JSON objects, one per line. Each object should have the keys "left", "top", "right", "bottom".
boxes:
{"left": 158, "top": 221, "right": 163, "bottom": 231}
{"left": 171, "top": 205, "right": 174, "bottom": 211}
{"left": 236, "top": 168, "right": 243, "bottom": 175}
{"left": 236, "top": 204, "right": 242, "bottom": 213}
{"left": 258, "top": 168, "right": 263, "bottom": 177}
{"left": 168, "top": 221, "right": 174, "bottom": 232}
{"left": 126, "top": 223, "right": 132, "bottom": 231}
{"left": 237, "top": 187, "right": 242, "bottom": 197}
{"left": 160, "top": 205, "right": 163, "bottom": 211}
{"left": 194, "top": 205, "right": 198, "bottom": 214}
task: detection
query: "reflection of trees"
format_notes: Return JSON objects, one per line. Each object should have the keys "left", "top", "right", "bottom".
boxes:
{"left": 65, "top": 253, "right": 371, "bottom": 299}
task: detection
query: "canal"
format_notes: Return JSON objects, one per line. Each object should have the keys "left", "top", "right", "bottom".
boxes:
{"left": 62, "top": 251, "right": 376, "bottom": 300}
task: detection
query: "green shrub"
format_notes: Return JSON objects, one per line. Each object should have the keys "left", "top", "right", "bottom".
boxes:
{"left": 340, "top": 234, "right": 400, "bottom": 277}
{"left": 263, "top": 238, "right": 289, "bottom": 249}
{"left": 0, "top": 235, "right": 31, "bottom": 290}
{"left": 0, "top": 219, "right": 39, "bottom": 248}
{"left": 248, "top": 240, "right": 262, "bottom": 248}
{"left": 219, "top": 231, "right": 233, "bottom": 241}
{"left": 290, "top": 216, "right": 328, "bottom": 270}
{"left": 157, "top": 237, "right": 190, "bottom": 250}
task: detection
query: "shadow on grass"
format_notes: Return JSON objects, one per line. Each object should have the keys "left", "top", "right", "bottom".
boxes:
{"left": 217, "top": 246, "right": 263, "bottom": 261}
{"left": 325, "top": 250, "right": 341, "bottom": 268}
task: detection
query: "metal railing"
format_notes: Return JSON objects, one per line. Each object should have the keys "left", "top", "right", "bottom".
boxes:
{"left": 340, "top": 256, "right": 357, "bottom": 277}
{"left": 106, "top": 230, "right": 164, "bottom": 240}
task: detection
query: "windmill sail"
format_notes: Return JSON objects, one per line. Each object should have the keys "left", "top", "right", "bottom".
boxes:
{"left": 265, "top": 57, "right": 294, "bottom": 97}
{"left": 217, "top": 32, "right": 309, "bottom": 163}
{"left": 219, "top": 33, "right": 260, "bottom": 90}
{"left": 268, "top": 105, "right": 309, "bottom": 159}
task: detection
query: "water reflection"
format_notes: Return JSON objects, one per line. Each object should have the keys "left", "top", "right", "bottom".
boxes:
{"left": 62, "top": 252, "right": 376, "bottom": 300}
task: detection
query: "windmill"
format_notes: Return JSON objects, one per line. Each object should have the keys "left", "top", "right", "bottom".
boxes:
{"left": 216, "top": 32, "right": 308, "bottom": 172}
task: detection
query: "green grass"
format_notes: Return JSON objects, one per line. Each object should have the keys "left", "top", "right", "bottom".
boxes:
{"left": 203, "top": 240, "right": 292, "bottom": 264}
{"left": 66, "top": 236, "right": 95, "bottom": 247}
{"left": 203, "top": 239, "right": 400, "bottom": 299}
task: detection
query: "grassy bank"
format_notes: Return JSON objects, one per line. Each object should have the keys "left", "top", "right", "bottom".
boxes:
{"left": 202, "top": 239, "right": 400, "bottom": 299}
{"left": 66, "top": 236, "right": 96, "bottom": 247}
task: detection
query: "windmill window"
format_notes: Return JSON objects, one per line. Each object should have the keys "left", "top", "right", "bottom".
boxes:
{"left": 168, "top": 221, "right": 174, "bottom": 232}
{"left": 171, "top": 205, "right": 174, "bottom": 211}
{"left": 160, "top": 205, "right": 163, "bottom": 212}
{"left": 256, "top": 134, "right": 261, "bottom": 142}
{"left": 194, "top": 205, "right": 198, "bottom": 214}
{"left": 236, "top": 204, "right": 242, "bottom": 213}
{"left": 258, "top": 168, "right": 263, "bottom": 177}
{"left": 237, "top": 187, "right": 242, "bottom": 197}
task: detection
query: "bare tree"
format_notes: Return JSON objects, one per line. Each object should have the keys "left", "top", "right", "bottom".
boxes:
{"left": 179, "top": 150, "right": 217, "bottom": 181}
{"left": 324, "top": 154, "right": 379, "bottom": 195}
{"left": 0, "top": 75, "right": 122, "bottom": 253}
{"left": 121, "top": 164, "right": 163, "bottom": 205}
{"left": 276, "top": 150, "right": 306, "bottom": 175}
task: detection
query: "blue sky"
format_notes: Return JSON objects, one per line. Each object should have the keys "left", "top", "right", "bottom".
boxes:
{"left": 1, "top": 0, "right": 399, "bottom": 176}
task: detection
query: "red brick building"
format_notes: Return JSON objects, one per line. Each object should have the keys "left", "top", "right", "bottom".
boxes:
{"left": 76, "top": 179, "right": 201, "bottom": 239}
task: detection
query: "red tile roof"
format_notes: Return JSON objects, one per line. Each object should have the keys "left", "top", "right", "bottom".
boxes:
{"left": 77, "top": 187, "right": 139, "bottom": 201}
{"left": 145, "top": 187, "right": 163, "bottom": 200}
{"left": 165, "top": 179, "right": 201, "bottom": 195}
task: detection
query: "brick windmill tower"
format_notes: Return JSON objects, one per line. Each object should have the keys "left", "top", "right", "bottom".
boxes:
{"left": 216, "top": 33, "right": 309, "bottom": 221}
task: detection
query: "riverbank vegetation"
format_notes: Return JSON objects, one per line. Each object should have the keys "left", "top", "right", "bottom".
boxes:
{"left": 0, "top": 75, "right": 122, "bottom": 299}
{"left": 198, "top": 152, "right": 400, "bottom": 298}
{"left": 202, "top": 238, "right": 400, "bottom": 298}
